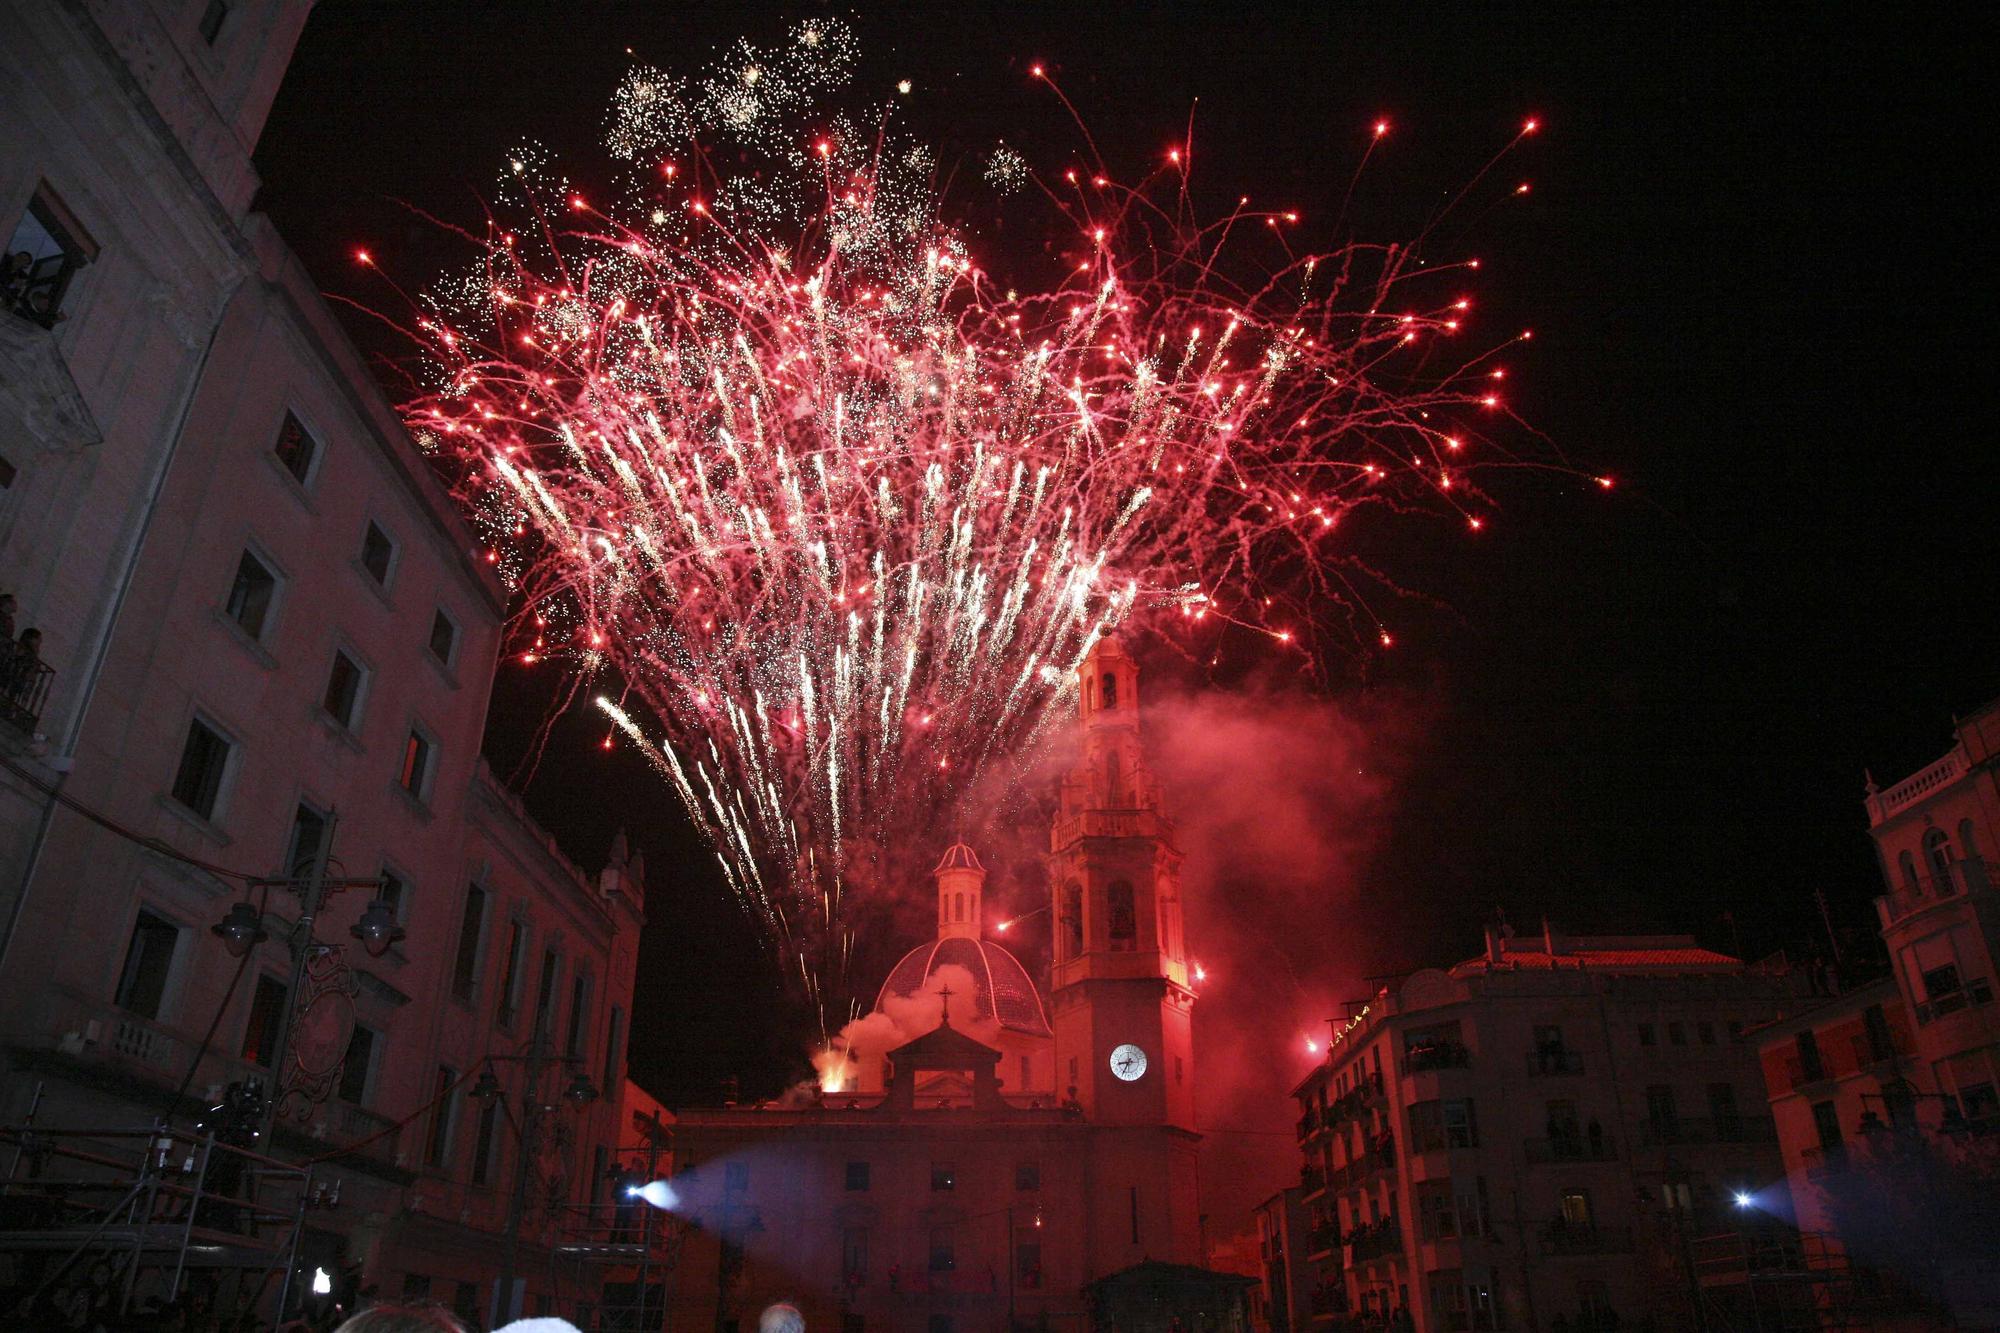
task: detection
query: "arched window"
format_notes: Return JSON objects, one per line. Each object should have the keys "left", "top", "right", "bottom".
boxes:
{"left": 1899, "top": 850, "right": 1920, "bottom": 892}
{"left": 1959, "top": 818, "right": 1980, "bottom": 861}
{"left": 954, "top": 892, "right": 965, "bottom": 922}
{"left": 1925, "top": 828, "right": 1955, "bottom": 892}
{"left": 1107, "top": 880, "right": 1137, "bottom": 948}
{"left": 1107, "top": 751, "right": 1122, "bottom": 804}
{"left": 1101, "top": 672, "right": 1118, "bottom": 708}
{"left": 1060, "top": 884, "right": 1083, "bottom": 959}
{"left": 1084, "top": 678, "right": 1095, "bottom": 711}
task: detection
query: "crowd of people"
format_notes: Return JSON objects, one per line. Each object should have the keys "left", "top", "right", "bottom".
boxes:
{"left": 309, "top": 1302, "right": 808, "bottom": 1333}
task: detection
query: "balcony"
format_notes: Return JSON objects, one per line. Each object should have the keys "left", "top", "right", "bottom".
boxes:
{"left": 1526, "top": 1049, "right": 1584, "bottom": 1077}
{"left": 1539, "top": 1222, "right": 1634, "bottom": 1256}
{"left": 1309, "top": 1284, "right": 1350, "bottom": 1317}
{"left": 1881, "top": 858, "right": 1989, "bottom": 924}
{"left": 1868, "top": 750, "right": 1965, "bottom": 823}
{"left": 1400, "top": 1040, "right": 1470, "bottom": 1074}
{"left": 1301, "top": 1165, "right": 1326, "bottom": 1195}
{"left": 1, "top": 659, "right": 54, "bottom": 733}
{"left": 1780, "top": 1055, "right": 1828, "bottom": 1090}
{"left": 1634, "top": 1115, "right": 1776, "bottom": 1148}
{"left": 1344, "top": 1215, "right": 1403, "bottom": 1264}
{"left": 1914, "top": 976, "right": 1995, "bottom": 1026}
{"left": 1325, "top": 1072, "right": 1385, "bottom": 1129}
{"left": 1523, "top": 1135, "right": 1616, "bottom": 1164}
{"left": 1800, "top": 1143, "right": 1848, "bottom": 1181}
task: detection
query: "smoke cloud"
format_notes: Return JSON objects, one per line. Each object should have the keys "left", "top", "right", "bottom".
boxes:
{"left": 812, "top": 961, "right": 1001, "bottom": 1091}
{"left": 1144, "top": 674, "right": 1427, "bottom": 1252}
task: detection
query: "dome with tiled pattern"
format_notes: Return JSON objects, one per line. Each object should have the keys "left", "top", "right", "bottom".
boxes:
{"left": 876, "top": 935, "right": 1051, "bottom": 1036}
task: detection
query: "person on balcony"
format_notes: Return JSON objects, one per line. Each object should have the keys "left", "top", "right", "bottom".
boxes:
{"left": 5, "top": 627, "right": 42, "bottom": 703}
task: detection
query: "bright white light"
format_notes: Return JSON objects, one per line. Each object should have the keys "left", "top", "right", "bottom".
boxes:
{"left": 311, "top": 1267, "right": 332, "bottom": 1296}
{"left": 1733, "top": 1191, "right": 1754, "bottom": 1209}
{"left": 635, "top": 1179, "right": 678, "bottom": 1210}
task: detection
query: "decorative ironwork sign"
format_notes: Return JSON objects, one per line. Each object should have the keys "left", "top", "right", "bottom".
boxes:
{"left": 281, "top": 946, "right": 357, "bottom": 1119}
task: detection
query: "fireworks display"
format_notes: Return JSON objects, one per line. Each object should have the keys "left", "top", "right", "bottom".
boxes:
{"left": 403, "top": 20, "right": 1544, "bottom": 1021}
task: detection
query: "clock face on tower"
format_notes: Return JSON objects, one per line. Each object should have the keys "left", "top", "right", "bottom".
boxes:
{"left": 1110, "top": 1043, "right": 1148, "bottom": 1081}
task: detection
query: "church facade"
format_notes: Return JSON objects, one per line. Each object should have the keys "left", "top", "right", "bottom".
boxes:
{"left": 665, "top": 640, "right": 1216, "bottom": 1332}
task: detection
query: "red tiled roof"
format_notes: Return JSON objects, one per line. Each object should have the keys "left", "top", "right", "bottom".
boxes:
{"left": 1450, "top": 947, "right": 1739, "bottom": 977}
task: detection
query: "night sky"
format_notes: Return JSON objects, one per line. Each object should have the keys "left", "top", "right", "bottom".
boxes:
{"left": 256, "top": 0, "right": 1997, "bottom": 1138}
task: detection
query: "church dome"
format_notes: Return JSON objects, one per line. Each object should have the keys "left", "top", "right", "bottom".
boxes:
{"left": 877, "top": 936, "right": 1052, "bottom": 1037}
{"left": 934, "top": 842, "right": 984, "bottom": 873}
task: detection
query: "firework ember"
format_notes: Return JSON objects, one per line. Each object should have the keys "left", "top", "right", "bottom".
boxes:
{"left": 405, "top": 20, "right": 1537, "bottom": 1017}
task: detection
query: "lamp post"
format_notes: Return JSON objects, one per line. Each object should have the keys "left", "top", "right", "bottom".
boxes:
{"left": 208, "top": 810, "right": 401, "bottom": 1145}
{"left": 477, "top": 992, "right": 600, "bottom": 1324}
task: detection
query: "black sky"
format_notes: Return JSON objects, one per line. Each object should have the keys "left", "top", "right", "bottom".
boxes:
{"left": 256, "top": 2, "right": 2000, "bottom": 1109}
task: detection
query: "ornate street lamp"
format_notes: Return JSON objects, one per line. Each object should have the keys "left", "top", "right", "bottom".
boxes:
{"left": 211, "top": 901, "right": 269, "bottom": 958}
{"left": 348, "top": 899, "right": 406, "bottom": 957}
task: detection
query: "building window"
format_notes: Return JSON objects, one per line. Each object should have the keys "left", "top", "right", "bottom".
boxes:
{"left": 1924, "top": 828, "right": 1955, "bottom": 889}
{"left": 1707, "top": 1083, "right": 1740, "bottom": 1140}
{"left": 1645, "top": 1085, "right": 1679, "bottom": 1139}
{"left": 1922, "top": 963, "right": 1964, "bottom": 1008}
{"left": 429, "top": 608, "right": 459, "bottom": 666}
{"left": 1017, "top": 1237, "right": 1043, "bottom": 1288}
{"left": 1697, "top": 1020, "right": 1716, "bottom": 1045}
{"left": 399, "top": 728, "right": 435, "bottom": 799}
{"left": 450, "top": 885, "right": 488, "bottom": 1002}
{"left": 1862, "top": 1004, "right": 1895, "bottom": 1062}
{"left": 171, "top": 716, "right": 232, "bottom": 820}
{"left": 1559, "top": 1189, "right": 1592, "bottom": 1229}
{"left": 1728, "top": 1019, "right": 1744, "bottom": 1042}
{"left": 4, "top": 187, "right": 94, "bottom": 328}
{"left": 928, "top": 1227, "right": 955, "bottom": 1272}
{"left": 360, "top": 521, "right": 396, "bottom": 586}
{"left": 496, "top": 919, "right": 529, "bottom": 1028}
{"left": 534, "top": 948, "right": 560, "bottom": 1037}
{"left": 1795, "top": 1029, "right": 1825, "bottom": 1082}
{"left": 1810, "top": 1099, "right": 1844, "bottom": 1156}
{"left": 114, "top": 911, "right": 179, "bottom": 1019}
{"left": 1443, "top": 1098, "right": 1479, "bottom": 1148}
{"left": 1101, "top": 671, "right": 1118, "bottom": 708}
{"left": 273, "top": 412, "right": 319, "bottom": 486}
{"left": 322, "top": 650, "right": 366, "bottom": 728}
{"left": 842, "top": 1227, "right": 868, "bottom": 1283}
{"left": 241, "top": 974, "right": 288, "bottom": 1067}
{"left": 285, "top": 801, "right": 328, "bottom": 877}
{"left": 198, "top": 0, "right": 229, "bottom": 43}
{"left": 225, "top": 550, "right": 279, "bottom": 640}
{"left": 471, "top": 1098, "right": 500, "bottom": 1185}
{"left": 1668, "top": 1021, "right": 1687, "bottom": 1046}
{"left": 603, "top": 1005, "right": 626, "bottom": 1092}
{"left": 1637, "top": 1022, "right": 1656, "bottom": 1046}
{"left": 565, "top": 970, "right": 592, "bottom": 1058}
{"left": 426, "top": 1066, "right": 459, "bottom": 1167}
{"left": 1106, "top": 880, "right": 1136, "bottom": 948}
{"left": 1016, "top": 1161, "right": 1040, "bottom": 1191}
{"left": 339, "top": 1025, "right": 378, "bottom": 1104}
{"left": 845, "top": 1160, "right": 871, "bottom": 1191}
{"left": 931, "top": 1162, "right": 955, "bottom": 1191}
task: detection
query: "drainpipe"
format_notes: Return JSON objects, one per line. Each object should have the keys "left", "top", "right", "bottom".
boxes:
{"left": 0, "top": 272, "right": 248, "bottom": 985}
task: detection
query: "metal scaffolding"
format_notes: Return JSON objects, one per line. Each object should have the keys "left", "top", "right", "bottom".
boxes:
{"left": 545, "top": 1131, "right": 684, "bottom": 1332}
{"left": 0, "top": 1089, "right": 312, "bottom": 1325}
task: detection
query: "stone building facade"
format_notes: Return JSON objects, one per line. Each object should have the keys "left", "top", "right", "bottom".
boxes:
{"left": 0, "top": 4, "right": 652, "bottom": 1325}
{"left": 1286, "top": 925, "right": 1800, "bottom": 1332}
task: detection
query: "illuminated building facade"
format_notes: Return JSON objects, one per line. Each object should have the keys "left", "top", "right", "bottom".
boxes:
{"left": 665, "top": 640, "right": 1231, "bottom": 1332}
{"left": 1287, "top": 924, "right": 1799, "bottom": 1332}
{"left": 1747, "top": 700, "right": 2000, "bottom": 1326}
{"left": 0, "top": 6, "right": 650, "bottom": 1324}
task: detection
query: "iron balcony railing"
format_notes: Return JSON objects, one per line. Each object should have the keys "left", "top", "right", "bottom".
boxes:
{"left": 1401, "top": 1041, "right": 1471, "bottom": 1074}
{"left": 1523, "top": 1135, "right": 1616, "bottom": 1164}
{"left": 1880, "top": 858, "right": 1989, "bottom": 924}
{"left": 1539, "top": 1222, "right": 1635, "bottom": 1256}
{"left": 1, "top": 660, "right": 54, "bottom": 732}
{"left": 1634, "top": 1114, "right": 1777, "bottom": 1148}
{"left": 1526, "top": 1049, "right": 1584, "bottom": 1076}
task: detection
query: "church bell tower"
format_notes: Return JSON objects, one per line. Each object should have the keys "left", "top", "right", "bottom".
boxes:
{"left": 1046, "top": 637, "right": 1196, "bottom": 1132}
